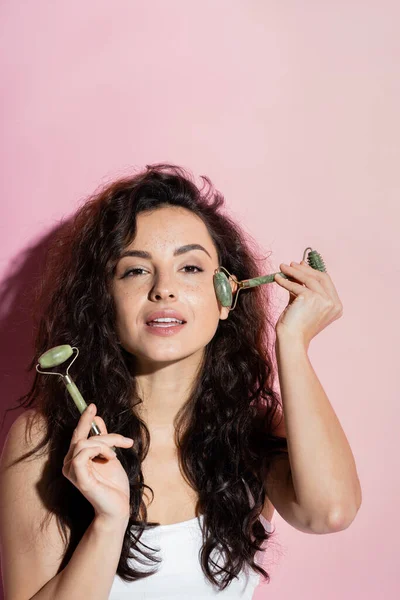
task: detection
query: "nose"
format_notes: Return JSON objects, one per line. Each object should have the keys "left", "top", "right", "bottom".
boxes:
{"left": 149, "top": 273, "right": 177, "bottom": 301}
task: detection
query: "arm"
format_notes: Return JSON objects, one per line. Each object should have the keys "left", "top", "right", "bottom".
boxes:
{"left": 0, "top": 411, "right": 129, "bottom": 600}
{"left": 30, "top": 516, "right": 128, "bottom": 600}
{"left": 263, "top": 332, "right": 362, "bottom": 534}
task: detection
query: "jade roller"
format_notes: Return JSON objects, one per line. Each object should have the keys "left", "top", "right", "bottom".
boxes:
{"left": 36, "top": 345, "right": 116, "bottom": 454}
{"left": 214, "top": 246, "right": 327, "bottom": 311}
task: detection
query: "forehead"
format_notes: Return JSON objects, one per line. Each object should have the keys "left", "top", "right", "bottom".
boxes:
{"left": 132, "top": 207, "right": 216, "bottom": 252}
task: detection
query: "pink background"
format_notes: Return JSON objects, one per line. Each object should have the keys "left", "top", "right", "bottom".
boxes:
{"left": 1, "top": 1, "right": 398, "bottom": 598}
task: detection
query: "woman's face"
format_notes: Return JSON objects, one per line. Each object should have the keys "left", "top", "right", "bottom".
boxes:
{"left": 111, "top": 206, "right": 234, "bottom": 367}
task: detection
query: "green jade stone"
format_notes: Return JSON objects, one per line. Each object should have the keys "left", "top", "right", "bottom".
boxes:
{"left": 38, "top": 344, "right": 74, "bottom": 368}
{"left": 213, "top": 272, "right": 233, "bottom": 308}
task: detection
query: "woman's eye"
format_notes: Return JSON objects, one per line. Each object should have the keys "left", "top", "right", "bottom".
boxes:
{"left": 182, "top": 265, "right": 203, "bottom": 273}
{"left": 122, "top": 268, "right": 146, "bottom": 278}
{"left": 121, "top": 265, "right": 203, "bottom": 278}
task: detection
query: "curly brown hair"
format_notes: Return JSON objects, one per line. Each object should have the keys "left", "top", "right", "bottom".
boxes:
{"left": 3, "top": 163, "right": 288, "bottom": 591}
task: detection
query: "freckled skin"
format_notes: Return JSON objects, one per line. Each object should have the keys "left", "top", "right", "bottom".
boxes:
{"left": 111, "top": 206, "right": 237, "bottom": 372}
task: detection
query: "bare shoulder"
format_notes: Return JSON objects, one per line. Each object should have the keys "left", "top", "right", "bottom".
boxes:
{"left": 0, "top": 409, "right": 71, "bottom": 600}
{"left": 2, "top": 407, "right": 46, "bottom": 456}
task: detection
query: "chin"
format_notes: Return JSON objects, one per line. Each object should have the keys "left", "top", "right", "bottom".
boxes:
{"left": 133, "top": 343, "right": 207, "bottom": 365}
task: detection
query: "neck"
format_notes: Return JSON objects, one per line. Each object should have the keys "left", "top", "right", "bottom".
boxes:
{"left": 133, "top": 349, "right": 205, "bottom": 429}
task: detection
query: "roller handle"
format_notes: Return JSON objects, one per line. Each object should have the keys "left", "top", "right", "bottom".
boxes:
{"left": 64, "top": 374, "right": 117, "bottom": 453}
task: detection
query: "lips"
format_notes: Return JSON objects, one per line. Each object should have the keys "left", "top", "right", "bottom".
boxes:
{"left": 144, "top": 309, "right": 187, "bottom": 325}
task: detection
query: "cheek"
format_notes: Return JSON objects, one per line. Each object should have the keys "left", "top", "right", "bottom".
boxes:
{"left": 114, "top": 295, "right": 139, "bottom": 329}
{"left": 187, "top": 285, "right": 220, "bottom": 323}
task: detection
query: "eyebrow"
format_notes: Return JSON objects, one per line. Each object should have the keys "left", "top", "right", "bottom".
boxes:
{"left": 119, "top": 243, "right": 212, "bottom": 261}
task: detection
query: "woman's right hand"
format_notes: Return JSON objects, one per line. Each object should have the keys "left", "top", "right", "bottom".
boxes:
{"left": 62, "top": 403, "right": 134, "bottom": 522}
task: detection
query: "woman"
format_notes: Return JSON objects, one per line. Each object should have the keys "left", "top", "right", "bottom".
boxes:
{"left": 0, "top": 163, "right": 361, "bottom": 599}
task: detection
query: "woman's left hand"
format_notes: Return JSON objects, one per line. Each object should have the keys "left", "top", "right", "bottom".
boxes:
{"left": 274, "top": 260, "right": 343, "bottom": 347}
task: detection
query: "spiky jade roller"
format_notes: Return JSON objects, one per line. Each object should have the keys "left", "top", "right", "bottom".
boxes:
{"left": 214, "top": 247, "right": 327, "bottom": 310}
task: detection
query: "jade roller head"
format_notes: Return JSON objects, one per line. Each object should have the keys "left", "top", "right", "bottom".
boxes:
{"left": 36, "top": 345, "right": 116, "bottom": 453}
{"left": 214, "top": 246, "right": 327, "bottom": 311}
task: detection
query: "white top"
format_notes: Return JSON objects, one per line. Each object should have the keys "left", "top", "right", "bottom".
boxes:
{"left": 109, "top": 510, "right": 272, "bottom": 599}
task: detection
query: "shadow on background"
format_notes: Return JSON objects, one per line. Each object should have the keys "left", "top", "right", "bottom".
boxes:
{"left": 0, "top": 221, "right": 71, "bottom": 600}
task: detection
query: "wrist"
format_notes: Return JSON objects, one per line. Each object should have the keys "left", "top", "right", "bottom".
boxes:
{"left": 275, "top": 327, "right": 309, "bottom": 351}
{"left": 93, "top": 513, "right": 130, "bottom": 533}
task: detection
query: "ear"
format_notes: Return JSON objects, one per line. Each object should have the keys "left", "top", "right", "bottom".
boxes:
{"left": 219, "top": 274, "right": 238, "bottom": 320}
